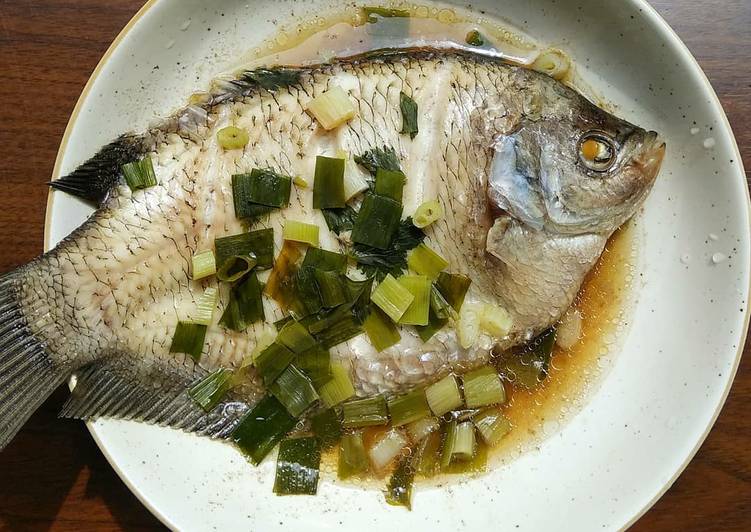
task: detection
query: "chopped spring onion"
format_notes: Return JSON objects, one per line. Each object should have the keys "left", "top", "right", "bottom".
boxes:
{"left": 407, "top": 244, "right": 448, "bottom": 279}
{"left": 311, "top": 408, "right": 342, "bottom": 449}
{"left": 215, "top": 229, "right": 274, "bottom": 271}
{"left": 416, "top": 429, "right": 442, "bottom": 477}
{"left": 399, "top": 91, "right": 419, "bottom": 140}
{"left": 531, "top": 48, "right": 570, "bottom": 81}
{"left": 465, "top": 29, "right": 484, "bottom": 46}
{"left": 218, "top": 272, "right": 265, "bottom": 331}
{"left": 387, "top": 388, "right": 430, "bottom": 427}
{"left": 425, "top": 374, "right": 463, "bottom": 416}
{"left": 254, "top": 342, "right": 296, "bottom": 386}
{"left": 472, "top": 407, "right": 512, "bottom": 446}
{"left": 458, "top": 302, "right": 482, "bottom": 349}
{"left": 276, "top": 320, "right": 317, "bottom": 353}
{"left": 341, "top": 395, "right": 389, "bottom": 428}
{"left": 363, "top": 307, "right": 401, "bottom": 352}
{"left": 231, "top": 396, "right": 297, "bottom": 465}
{"left": 415, "top": 310, "right": 448, "bottom": 343}
{"left": 374, "top": 168, "right": 406, "bottom": 202}
{"left": 274, "top": 315, "right": 294, "bottom": 331}
{"left": 369, "top": 428, "right": 408, "bottom": 471}
{"left": 362, "top": 6, "right": 410, "bottom": 23}
{"left": 305, "top": 86, "right": 357, "bottom": 130}
{"left": 412, "top": 199, "right": 443, "bottom": 228}
{"left": 338, "top": 431, "right": 369, "bottom": 479}
{"left": 440, "top": 420, "right": 474, "bottom": 468}
{"left": 247, "top": 169, "right": 292, "bottom": 208}
{"left": 241, "top": 323, "right": 277, "bottom": 369}
{"left": 462, "top": 366, "right": 506, "bottom": 408}
{"left": 283, "top": 220, "right": 320, "bottom": 247}
{"left": 231, "top": 173, "right": 278, "bottom": 219}
{"left": 351, "top": 194, "right": 403, "bottom": 250}
{"left": 217, "top": 125, "right": 249, "bottom": 150}
{"left": 293, "top": 175, "right": 308, "bottom": 188}
{"left": 480, "top": 304, "right": 513, "bottom": 337}
{"left": 313, "top": 313, "right": 363, "bottom": 349}
{"left": 318, "top": 363, "right": 355, "bottom": 407}
{"left": 313, "top": 155, "right": 346, "bottom": 209}
{"left": 341, "top": 157, "right": 370, "bottom": 201}
{"left": 191, "top": 250, "right": 216, "bottom": 280}
{"left": 386, "top": 453, "right": 416, "bottom": 509}
{"left": 430, "top": 284, "right": 457, "bottom": 320}
{"left": 322, "top": 206, "right": 358, "bottom": 235}
{"left": 302, "top": 247, "right": 348, "bottom": 272}
{"left": 169, "top": 322, "right": 207, "bottom": 362}
{"left": 192, "top": 287, "right": 219, "bottom": 326}
{"left": 295, "top": 344, "right": 331, "bottom": 387}
{"left": 270, "top": 364, "right": 320, "bottom": 417}
{"left": 273, "top": 437, "right": 321, "bottom": 495}
{"left": 499, "top": 328, "right": 556, "bottom": 389}
{"left": 372, "top": 274, "right": 414, "bottom": 323}
{"left": 443, "top": 439, "right": 488, "bottom": 474}
{"left": 264, "top": 241, "right": 303, "bottom": 308}
{"left": 216, "top": 254, "right": 257, "bottom": 282}
{"left": 436, "top": 272, "right": 471, "bottom": 311}
{"left": 397, "top": 275, "right": 431, "bottom": 326}
{"left": 313, "top": 269, "right": 348, "bottom": 308}
{"left": 290, "top": 267, "right": 323, "bottom": 318}
{"left": 188, "top": 368, "right": 233, "bottom": 411}
{"left": 406, "top": 416, "right": 440, "bottom": 442}
{"left": 122, "top": 157, "right": 157, "bottom": 191}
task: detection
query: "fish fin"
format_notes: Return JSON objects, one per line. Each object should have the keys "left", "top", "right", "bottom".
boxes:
{"left": 49, "top": 134, "right": 145, "bottom": 204}
{"left": 0, "top": 273, "right": 68, "bottom": 450}
{"left": 60, "top": 358, "right": 250, "bottom": 439}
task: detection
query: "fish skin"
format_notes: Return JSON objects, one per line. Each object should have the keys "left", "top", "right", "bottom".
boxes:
{"left": 0, "top": 48, "right": 664, "bottom": 447}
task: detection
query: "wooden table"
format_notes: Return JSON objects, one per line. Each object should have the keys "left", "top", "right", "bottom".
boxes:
{"left": 0, "top": 1, "right": 748, "bottom": 530}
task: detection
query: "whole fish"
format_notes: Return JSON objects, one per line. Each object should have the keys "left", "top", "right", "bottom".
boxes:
{"left": 0, "top": 48, "right": 664, "bottom": 449}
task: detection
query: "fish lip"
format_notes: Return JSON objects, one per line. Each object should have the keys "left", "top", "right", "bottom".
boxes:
{"left": 634, "top": 131, "right": 666, "bottom": 180}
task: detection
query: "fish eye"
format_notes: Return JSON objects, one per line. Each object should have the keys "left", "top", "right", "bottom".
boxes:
{"left": 578, "top": 132, "right": 617, "bottom": 172}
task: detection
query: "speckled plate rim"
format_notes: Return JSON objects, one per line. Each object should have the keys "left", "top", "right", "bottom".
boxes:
{"left": 42, "top": 0, "right": 749, "bottom": 530}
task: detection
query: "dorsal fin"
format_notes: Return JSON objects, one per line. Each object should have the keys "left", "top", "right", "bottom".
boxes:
{"left": 60, "top": 358, "right": 251, "bottom": 439}
{"left": 50, "top": 134, "right": 145, "bottom": 204}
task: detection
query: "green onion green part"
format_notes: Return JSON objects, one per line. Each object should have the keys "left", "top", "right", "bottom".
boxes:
{"left": 473, "top": 407, "right": 512, "bottom": 447}
{"left": 385, "top": 452, "right": 417, "bottom": 509}
{"left": 188, "top": 368, "right": 233, "bottom": 411}
{"left": 354, "top": 146, "right": 401, "bottom": 175}
{"left": 231, "top": 395, "right": 297, "bottom": 465}
{"left": 387, "top": 387, "right": 430, "bottom": 427}
{"left": 341, "top": 395, "right": 389, "bottom": 428}
{"left": 374, "top": 168, "right": 406, "bottom": 202}
{"left": 247, "top": 169, "right": 292, "bottom": 208}
{"left": 276, "top": 320, "right": 317, "bottom": 353}
{"left": 416, "top": 429, "right": 443, "bottom": 477}
{"left": 283, "top": 220, "right": 320, "bottom": 247}
{"left": 122, "top": 157, "right": 157, "bottom": 191}
{"left": 412, "top": 199, "right": 444, "bottom": 229}
{"left": 429, "top": 284, "right": 457, "bottom": 320}
{"left": 216, "top": 254, "right": 257, "bottom": 282}
{"left": 290, "top": 267, "right": 323, "bottom": 318}
{"left": 363, "top": 306, "right": 401, "bottom": 352}
{"left": 397, "top": 274, "right": 431, "bottom": 326}
{"left": 217, "top": 126, "right": 249, "bottom": 150}
{"left": 302, "top": 247, "right": 348, "bottom": 272}
{"left": 295, "top": 344, "right": 332, "bottom": 387}
{"left": 215, "top": 229, "right": 274, "bottom": 271}
{"left": 436, "top": 272, "right": 471, "bottom": 312}
{"left": 191, "top": 250, "right": 216, "bottom": 280}
{"left": 399, "top": 91, "right": 419, "bottom": 140}
{"left": 273, "top": 437, "right": 321, "bottom": 495}
{"left": 465, "top": 29, "right": 484, "bottom": 46}
{"left": 425, "top": 374, "right": 463, "bottom": 416}
{"left": 169, "top": 322, "right": 207, "bottom": 362}
{"left": 407, "top": 244, "right": 449, "bottom": 279}
{"left": 351, "top": 194, "right": 403, "bottom": 250}
{"left": 439, "top": 420, "right": 457, "bottom": 469}
{"left": 443, "top": 439, "right": 488, "bottom": 474}
{"left": 322, "top": 206, "right": 358, "bottom": 235}
{"left": 192, "top": 287, "right": 219, "bottom": 326}
{"left": 372, "top": 274, "right": 414, "bottom": 323}
{"left": 314, "top": 313, "right": 363, "bottom": 349}
{"left": 415, "top": 310, "right": 448, "bottom": 343}
{"left": 231, "top": 172, "right": 283, "bottom": 219}
{"left": 317, "top": 363, "right": 356, "bottom": 407}
{"left": 313, "top": 269, "right": 348, "bottom": 308}
{"left": 451, "top": 421, "right": 476, "bottom": 461}
{"left": 254, "top": 342, "right": 296, "bottom": 386}
{"left": 218, "top": 272, "right": 265, "bottom": 331}
{"left": 338, "top": 431, "right": 369, "bottom": 479}
{"left": 462, "top": 366, "right": 506, "bottom": 408}
{"left": 313, "top": 155, "right": 346, "bottom": 209}
{"left": 311, "top": 408, "right": 342, "bottom": 450}
{"left": 499, "top": 327, "right": 556, "bottom": 389}
{"left": 362, "top": 6, "right": 410, "bottom": 23}
{"left": 270, "top": 364, "right": 320, "bottom": 417}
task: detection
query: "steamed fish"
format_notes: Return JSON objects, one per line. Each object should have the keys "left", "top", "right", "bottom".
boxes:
{"left": 0, "top": 48, "right": 664, "bottom": 453}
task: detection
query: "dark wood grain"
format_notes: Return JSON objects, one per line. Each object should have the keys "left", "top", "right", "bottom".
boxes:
{"left": 0, "top": 1, "right": 748, "bottom": 530}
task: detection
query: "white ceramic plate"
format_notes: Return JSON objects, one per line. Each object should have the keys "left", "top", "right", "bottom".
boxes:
{"left": 45, "top": 0, "right": 749, "bottom": 530}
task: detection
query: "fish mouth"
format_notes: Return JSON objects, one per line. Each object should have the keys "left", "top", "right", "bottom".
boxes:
{"left": 634, "top": 131, "right": 666, "bottom": 183}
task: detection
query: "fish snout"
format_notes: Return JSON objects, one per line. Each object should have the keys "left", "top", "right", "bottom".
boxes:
{"left": 634, "top": 131, "right": 666, "bottom": 183}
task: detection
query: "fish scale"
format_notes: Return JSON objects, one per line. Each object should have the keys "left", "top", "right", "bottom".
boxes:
{"left": 0, "top": 48, "right": 664, "bottom": 449}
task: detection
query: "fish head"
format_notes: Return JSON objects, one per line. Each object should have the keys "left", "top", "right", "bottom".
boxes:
{"left": 487, "top": 74, "right": 665, "bottom": 235}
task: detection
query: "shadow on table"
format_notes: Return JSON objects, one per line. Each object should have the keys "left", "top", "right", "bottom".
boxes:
{"left": 0, "top": 386, "right": 165, "bottom": 531}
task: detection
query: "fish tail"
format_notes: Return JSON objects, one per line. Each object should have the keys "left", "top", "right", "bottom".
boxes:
{"left": 0, "top": 269, "right": 68, "bottom": 449}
